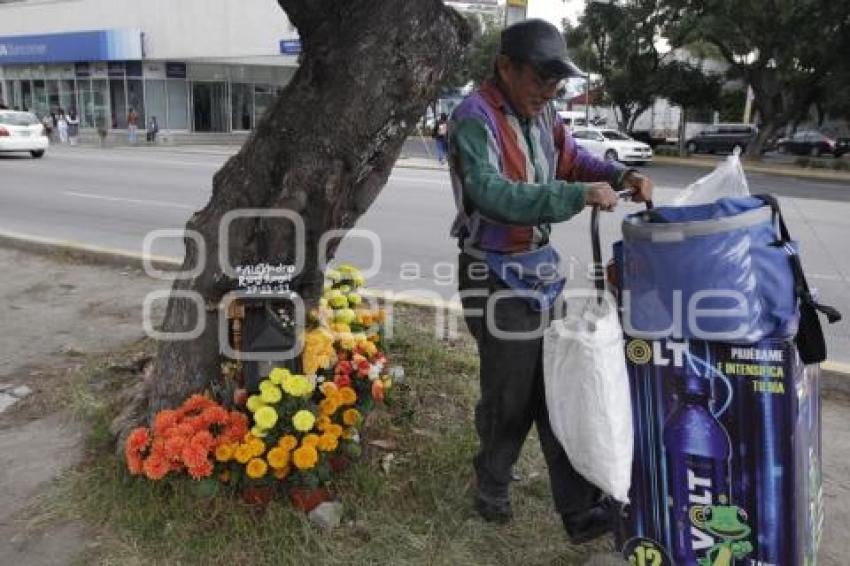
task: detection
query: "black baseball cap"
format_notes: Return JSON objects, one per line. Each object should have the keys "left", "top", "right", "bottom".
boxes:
{"left": 500, "top": 19, "right": 584, "bottom": 79}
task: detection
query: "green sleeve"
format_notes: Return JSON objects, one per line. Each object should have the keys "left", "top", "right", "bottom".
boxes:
{"left": 451, "top": 118, "right": 588, "bottom": 225}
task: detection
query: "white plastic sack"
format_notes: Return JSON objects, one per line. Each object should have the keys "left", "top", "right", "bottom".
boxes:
{"left": 673, "top": 149, "right": 750, "bottom": 205}
{"left": 543, "top": 296, "right": 633, "bottom": 503}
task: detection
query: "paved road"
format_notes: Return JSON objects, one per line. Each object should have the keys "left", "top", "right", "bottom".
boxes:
{"left": 1, "top": 144, "right": 849, "bottom": 361}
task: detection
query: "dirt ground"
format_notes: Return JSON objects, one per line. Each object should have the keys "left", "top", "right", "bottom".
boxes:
{"left": 0, "top": 247, "right": 168, "bottom": 566}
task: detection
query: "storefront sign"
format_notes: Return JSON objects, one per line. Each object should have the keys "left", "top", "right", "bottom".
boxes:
{"left": 165, "top": 62, "right": 187, "bottom": 79}
{"left": 74, "top": 62, "right": 90, "bottom": 78}
{"left": 0, "top": 29, "right": 143, "bottom": 64}
{"left": 279, "top": 39, "right": 301, "bottom": 54}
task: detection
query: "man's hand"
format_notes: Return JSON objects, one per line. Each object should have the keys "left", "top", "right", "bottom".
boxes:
{"left": 585, "top": 182, "right": 619, "bottom": 211}
{"left": 622, "top": 171, "right": 654, "bottom": 203}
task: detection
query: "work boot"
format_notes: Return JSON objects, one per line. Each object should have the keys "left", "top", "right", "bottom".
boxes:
{"left": 474, "top": 494, "right": 513, "bottom": 524}
{"left": 562, "top": 502, "right": 612, "bottom": 545}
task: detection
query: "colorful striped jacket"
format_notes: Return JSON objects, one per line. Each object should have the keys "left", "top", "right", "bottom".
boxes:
{"left": 449, "top": 80, "right": 628, "bottom": 253}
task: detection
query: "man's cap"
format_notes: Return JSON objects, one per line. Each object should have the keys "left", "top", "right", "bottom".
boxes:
{"left": 500, "top": 19, "right": 584, "bottom": 79}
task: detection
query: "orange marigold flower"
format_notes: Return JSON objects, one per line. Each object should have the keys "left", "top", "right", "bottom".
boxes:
{"left": 292, "top": 445, "right": 318, "bottom": 470}
{"left": 278, "top": 435, "right": 298, "bottom": 451}
{"left": 191, "top": 430, "right": 215, "bottom": 451}
{"left": 180, "top": 394, "right": 214, "bottom": 416}
{"left": 187, "top": 459, "right": 214, "bottom": 480}
{"left": 302, "top": 433, "right": 320, "bottom": 448}
{"left": 181, "top": 443, "right": 209, "bottom": 470}
{"left": 200, "top": 405, "right": 229, "bottom": 427}
{"left": 371, "top": 380, "right": 385, "bottom": 403}
{"left": 326, "top": 423, "right": 344, "bottom": 438}
{"left": 319, "top": 382, "right": 339, "bottom": 397}
{"left": 317, "top": 433, "right": 338, "bottom": 452}
{"left": 266, "top": 447, "right": 289, "bottom": 469}
{"left": 142, "top": 455, "right": 170, "bottom": 480}
{"left": 339, "top": 387, "right": 357, "bottom": 406}
{"left": 248, "top": 438, "right": 266, "bottom": 458}
{"left": 343, "top": 408, "right": 362, "bottom": 427}
{"left": 319, "top": 398, "right": 339, "bottom": 417}
{"left": 126, "top": 427, "right": 150, "bottom": 452}
{"left": 246, "top": 458, "right": 268, "bottom": 479}
{"left": 272, "top": 465, "right": 290, "bottom": 480}
{"left": 126, "top": 452, "right": 144, "bottom": 475}
{"left": 152, "top": 410, "right": 180, "bottom": 435}
{"left": 316, "top": 416, "right": 332, "bottom": 431}
{"left": 164, "top": 435, "right": 187, "bottom": 463}
{"left": 176, "top": 422, "right": 196, "bottom": 439}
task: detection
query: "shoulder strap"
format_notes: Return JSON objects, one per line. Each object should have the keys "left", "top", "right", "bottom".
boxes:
{"left": 755, "top": 194, "right": 842, "bottom": 324}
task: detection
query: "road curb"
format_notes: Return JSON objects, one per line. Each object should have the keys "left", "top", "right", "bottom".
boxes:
{"left": 1, "top": 233, "right": 848, "bottom": 389}
{"left": 652, "top": 155, "right": 850, "bottom": 183}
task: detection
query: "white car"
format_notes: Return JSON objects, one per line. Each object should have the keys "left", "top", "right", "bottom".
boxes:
{"left": 571, "top": 127, "right": 652, "bottom": 165}
{"left": 0, "top": 110, "right": 49, "bottom": 158}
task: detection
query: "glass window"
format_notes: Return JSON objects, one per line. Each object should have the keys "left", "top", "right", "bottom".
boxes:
{"left": 166, "top": 80, "right": 188, "bottom": 130}
{"left": 602, "top": 131, "right": 630, "bottom": 141}
{"left": 231, "top": 83, "right": 253, "bottom": 130}
{"left": 144, "top": 79, "right": 166, "bottom": 131}
{"left": 78, "top": 78, "right": 95, "bottom": 127}
{"left": 59, "top": 79, "right": 76, "bottom": 115}
{"left": 91, "top": 79, "right": 109, "bottom": 129}
{"left": 254, "top": 84, "right": 275, "bottom": 125}
{"left": 47, "top": 80, "right": 60, "bottom": 113}
{"left": 21, "top": 80, "right": 33, "bottom": 112}
{"left": 32, "top": 79, "right": 48, "bottom": 117}
{"left": 109, "top": 79, "right": 127, "bottom": 128}
{"left": 126, "top": 79, "right": 145, "bottom": 127}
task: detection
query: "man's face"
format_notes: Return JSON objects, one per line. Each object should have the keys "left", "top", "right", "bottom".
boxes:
{"left": 496, "top": 55, "right": 563, "bottom": 119}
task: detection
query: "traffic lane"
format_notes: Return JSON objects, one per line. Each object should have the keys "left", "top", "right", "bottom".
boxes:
{"left": 638, "top": 161, "right": 850, "bottom": 203}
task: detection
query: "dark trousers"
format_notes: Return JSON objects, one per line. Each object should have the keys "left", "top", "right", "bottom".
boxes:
{"left": 458, "top": 253, "right": 600, "bottom": 517}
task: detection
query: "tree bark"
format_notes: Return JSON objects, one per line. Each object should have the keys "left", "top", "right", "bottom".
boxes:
{"left": 111, "top": 0, "right": 470, "bottom": 446}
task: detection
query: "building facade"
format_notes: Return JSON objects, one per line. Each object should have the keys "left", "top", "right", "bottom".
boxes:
{"left": 0, "top": 0, "right": 299, "bottom": 133}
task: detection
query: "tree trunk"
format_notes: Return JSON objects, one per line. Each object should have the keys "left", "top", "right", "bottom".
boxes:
{"left": 111, "top": 0, "right": 470, "bottom": 447}
{"left": 678, "top": 106, "right": 688, "bottom": 157}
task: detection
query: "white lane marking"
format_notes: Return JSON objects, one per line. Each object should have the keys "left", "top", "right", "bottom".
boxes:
{"left": 64, "top": 191, "right": 198, "bottom": 210}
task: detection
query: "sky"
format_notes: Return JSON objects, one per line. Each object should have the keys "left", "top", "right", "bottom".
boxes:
{"left": 525, "top": 0, "right": 585, "bottom": 29}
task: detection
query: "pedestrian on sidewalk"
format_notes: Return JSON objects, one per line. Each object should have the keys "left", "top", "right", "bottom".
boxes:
{"left": 146, "top": 116, "right": 159, "bottom": 144}
{"left": 127, "top": 108, "right": 139, "bottom": 145}
{"left": 433, "top": 113, "right": 449, "bottom": 165}
{"left": 67, "top": 111, "right": 80, "bottom": 146}
{"left": 57, "top": 110, "right": 69, "bottom": 144}
{"left": 41, "top": 112, "right": 54, "bottom": 143}
{"left": 447, "top": 19, "right": 653, "bottom": 544}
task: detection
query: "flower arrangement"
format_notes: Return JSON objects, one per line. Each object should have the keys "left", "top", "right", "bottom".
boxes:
{"left": 125, "top": 264, "right": 401, "bottom": 510}
{"left": 125, "top": 394, "right": 249, "bottom": 481}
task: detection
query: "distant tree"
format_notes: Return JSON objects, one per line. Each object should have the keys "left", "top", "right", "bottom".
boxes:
{"left": 656, "top": 60, "right": 721, "bottom": 155}
{"left": 443, "top": 11, "right": 502, "bottom": 90}
{"left": 661, "top": 0, "right": 850, "bottom": 158}
{"left": 572, "top": 0, "right": 666, "bottom": 132}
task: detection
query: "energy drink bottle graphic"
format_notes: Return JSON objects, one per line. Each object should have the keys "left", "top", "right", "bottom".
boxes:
{"left": 664, "top": 358, "right": 732, "bottom": 565}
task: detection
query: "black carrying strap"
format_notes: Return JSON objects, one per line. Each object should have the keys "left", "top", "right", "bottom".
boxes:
{"left": 755, "top": 194, "right": 842, "bottom": 324}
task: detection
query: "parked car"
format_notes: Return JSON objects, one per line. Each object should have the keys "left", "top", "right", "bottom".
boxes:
{"left": 776, "top": 131, "right": 847, "bottom": 157}
{"left": 0, "top": 111, "right": 49, "bottom": 158}
{"left": 571, "top": 127, "right": 653, "bottom": 165}
{"left": 685, "top": 124, "right": 757, "bottom": 155}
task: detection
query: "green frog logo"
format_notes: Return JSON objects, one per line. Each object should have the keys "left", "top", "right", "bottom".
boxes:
{"left": 690, "top": 504, "right": 753, "bottom": 566}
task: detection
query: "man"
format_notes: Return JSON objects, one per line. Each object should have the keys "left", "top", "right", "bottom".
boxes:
{"left": 447, "top": 19, "right": 653, "bottom": 544}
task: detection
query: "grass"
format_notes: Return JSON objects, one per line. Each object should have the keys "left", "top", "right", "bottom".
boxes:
{"left": 39, "top": 305, "right": 613, "bottom": 565}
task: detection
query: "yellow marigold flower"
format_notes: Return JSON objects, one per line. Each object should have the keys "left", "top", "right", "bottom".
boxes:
{"left": 326, "top": 423, "right": 344, "bottom": 438}
{"left": 293, "top": 445, "right": 318, "bottom": 470}
{"left": 278, "top": 434, "right": 298, "bottom": 451}
{"left": 318, "top": 433, "right": 339, "bottom": 452}
{"left": 338, "top": 332, "right": 356, "bottom": 351}
{"left": 260, "top": 385, "right": 282, "bottom": 404}
{"left": 250, "top": 426, "right": 267, "bottom": 439}
{"left": 339, "top": 386, "right": 357, "bottom": 406}
{"left": 246, "top": 395, "right": 264, "bottom": 413}
{"left": 234, "top": 443, "right": 253, "bottom": 464}
{"left": 343, "top": 408, "right": 362, "bottom": 427}
{"left": 356, "top": 311, "right": 373, "bottom": 327}
{"left": 273, "top": 465, "right": 290, "bottom": 480}
{"left": 266, "top": 446, "right": 290, "bottom": 469}
{"left": 292, "top": 409, "right": 316, "bottom": 432}
{"left": 248, "top": 437, "right": 266, "bottom": 458}
{"left": 269, "top": 367, "right": 290, "bottom": 385}
{"left": 215, "top": 442, "right": 236, "bottom": 462}
{"left": 361, "top": 341, "right": 378, "bottom": 357}
{"left": 319, "top": 398, "right": 339, "bottom": 417}
{"left": 367, "top": 333, "right": 380, "bottom": 343}
{"left": 246, "top": 457, "right": 268, "bottom": 479}
{"left": 254, "top": 406, "right": 278, "bottom": 430}
{"left": 330, "top": 322, "right": 351, "bottom": 334}
{"left": 302, "top": 433, "right": 321, "bottom": 448}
